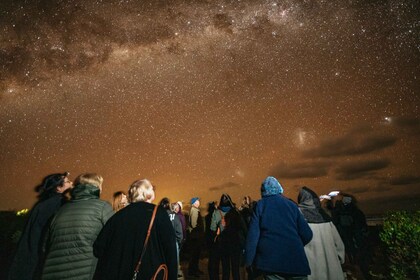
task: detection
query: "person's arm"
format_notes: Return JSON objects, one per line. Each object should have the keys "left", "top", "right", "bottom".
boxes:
{"left": 101, "top": 202, "right": 114, "bottom": 225}
{"left": 245, "top": 203, "right": 260, "bottom": 266}
{"left": 174, "top": 215, "right": 183, "bottom": 245}
{"left": 93, "top": 217, "right": 112, "bottom": 258}
{"left": 157, "top": 209, "right": 178, "bottom": 280}
{"left": 296, "top": 210, "right": 313, "bottom": 245}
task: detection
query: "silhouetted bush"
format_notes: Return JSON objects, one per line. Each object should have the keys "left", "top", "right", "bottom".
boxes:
{"left": 379, "top": 211, "right": 420, "bottom": 280}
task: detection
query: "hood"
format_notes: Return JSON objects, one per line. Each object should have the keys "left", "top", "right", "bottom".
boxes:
{"left": 71, "top": 184, "right": 100, "bottom": 200}
{"left": 261, "top": 176, "right": 284, "bottom": 197}
{"left": 298, "top": 186, "right": 331, "bottom": 223}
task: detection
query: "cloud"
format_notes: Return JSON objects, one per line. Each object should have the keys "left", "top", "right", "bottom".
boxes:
{"left": 302, "top": 131, "right": 397, "bottom": 158}
{"left": 209, "top": 181, "right": 241, "bottom": 191}
{"left": 334, "top": 159, "right": 391, "bottom": 180}
{"left": 385, "top": 116, "right": 420, "bottom": 135}
{"left": 270, "top": 160, "right": 331, "bottom": 179}
{"left": 342, "top": 186, "right": 372, "bottom": 195}
{"left": 390, "top": 175, "right": 420, "bottom": 185}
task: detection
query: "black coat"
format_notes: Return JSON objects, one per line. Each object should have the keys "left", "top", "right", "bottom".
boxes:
{"left": 8, "top": 193, "right": 65, "bottom": 280}
{"left": 93, "top": 201, "right": 178, "bottom": 280}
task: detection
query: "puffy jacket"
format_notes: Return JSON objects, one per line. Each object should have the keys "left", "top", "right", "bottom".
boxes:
{"left": 41, "top": 184, "right": 114, "bottom": 280}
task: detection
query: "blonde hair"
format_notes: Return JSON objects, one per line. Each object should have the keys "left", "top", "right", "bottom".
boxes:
{"left": 128, "top": 179, "right": 154, "bottom": 203}
{"left": 112, "top": 191, "right": 127, "bottom": 212}
{"left": 74, "top": 173, "right": 103, "bottom": 189}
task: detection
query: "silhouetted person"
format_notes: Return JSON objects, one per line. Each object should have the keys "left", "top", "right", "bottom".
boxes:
{"left": 205, "top": 201, "right": 218, "bottom": 280}
{"left": 332, "top": 194, "right": 370, "bottom": 279}
{"left": 160, "top": 197, "right": 183, "bottom": 278}
{"left": 8, "top": 172, "right": 72, "bottom": 280}
{"left": 210, "top": 193, "right": 246, "bottom": 280}
{"left": 188, "top": 197, "right": 204, "bottom": 277}
{"left": 298, "top": 186, "right": 345, "bottom": 280}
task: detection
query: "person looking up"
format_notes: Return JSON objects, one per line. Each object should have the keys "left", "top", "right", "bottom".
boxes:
{"left": 9, "top": 172, "right": 72, "bottom": 280}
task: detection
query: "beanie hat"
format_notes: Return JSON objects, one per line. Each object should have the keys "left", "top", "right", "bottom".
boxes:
{"left": 261, "top": 176, "right": 283, "bottom": 197}
{"left": 190, "top": 197, "right": 199, "bottom": 205}
{"left": 177, "top": 201, "right": 183, "bottom": 210}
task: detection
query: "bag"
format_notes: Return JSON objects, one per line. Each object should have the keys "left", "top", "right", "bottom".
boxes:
{"left": 132, "top": 205, "right": 168, "bottom": 280}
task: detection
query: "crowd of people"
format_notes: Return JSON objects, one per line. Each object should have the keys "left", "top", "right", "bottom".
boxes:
{"left": 8, "top": 172, "right": 370, "bottom": 280}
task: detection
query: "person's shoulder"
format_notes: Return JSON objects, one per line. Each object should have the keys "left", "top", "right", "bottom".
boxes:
{"left": 98, "top": 199, "right": 112, "bottom": 207}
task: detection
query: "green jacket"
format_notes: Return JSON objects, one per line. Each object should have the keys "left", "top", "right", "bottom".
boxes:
{"left": 42, "top": 184, "right": 113, "bottom": 280}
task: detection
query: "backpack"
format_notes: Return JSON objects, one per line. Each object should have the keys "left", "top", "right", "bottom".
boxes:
{"left": 214, "top": 210, "right": 225, "bottom": 242}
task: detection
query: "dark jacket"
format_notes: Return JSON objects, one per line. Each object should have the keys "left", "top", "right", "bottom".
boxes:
{"left": 167, "top": 209, "right": 183, "bottom": 246}
{"left": 41, "top": 184, "right": 113, "bottom": 280}
{"left": 245, "top": 194, "right": 313, "bottom": 275}
{"left": 93, "top": 201, "right": 178, "bottom": 280}
{"left": 176, "top": 211, "right": 187, "bottom": 243}
{"left": 8, "top": 193, "right": 66, "bottom": 280}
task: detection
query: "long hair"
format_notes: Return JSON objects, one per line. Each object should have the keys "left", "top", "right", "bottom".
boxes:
{"left": 112, "top": 191, "right": 127, "bottom": 212}
{"left": 36, "top": 172, "right": 69, "bottom": 199}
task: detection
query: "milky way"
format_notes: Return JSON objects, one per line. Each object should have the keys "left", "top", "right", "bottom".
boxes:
{"left": 1, "top": 0, "right": 419, "bottom": 214}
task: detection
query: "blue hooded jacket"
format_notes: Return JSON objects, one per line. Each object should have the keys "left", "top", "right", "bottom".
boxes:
{"left": 245, "top": 179, "right": 313, "bottom": 275}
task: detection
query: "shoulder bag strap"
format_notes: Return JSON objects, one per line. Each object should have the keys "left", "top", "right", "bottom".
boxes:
{"left": 133, "top": 205, "right": 158, "bottom": 279}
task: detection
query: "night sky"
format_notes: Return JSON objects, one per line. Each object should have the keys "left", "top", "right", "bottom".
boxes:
{"left": 1, "top": 0, "right": 419, "bottom": 214}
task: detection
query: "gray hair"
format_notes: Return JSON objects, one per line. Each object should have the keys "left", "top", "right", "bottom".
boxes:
{"left": 128, "top": 179, "right": 154, "bottom": 203}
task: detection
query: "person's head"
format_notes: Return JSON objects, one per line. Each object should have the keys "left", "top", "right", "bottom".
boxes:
{"left": 112, "top": 191, "right": 128, "bottom": 212}
{"left": 298, "top": 186, "right": 321, "bottom": 208}
{"left": 190, "top": 197, "right": 200, "bottom": 208}
{"left": 219, "top": 193, "right": 234, "bottom": 208}
{"left": 319, "top": 195, "right": 332, "bottom": 210}
{"left": 261, "top": 176, "right": 284, "bottom": 197}
{"left": 159, "top": 197, "right": 170, "bottom": 209}
{"left": 207, "top": 201, "right": 217, "bottom": 213}
{"left": 341, "top": 193, "right": 357, "bottom": 206}
{"left": 170, "top": 202, "right": 179, "bottom": 213}
{"left": 38, "top": 172, "right": 72, "bottom": 197}
{"left": 128, "top": 179, "right": 155, "bottom": 203}
{"left": 174, "top": 201, "right": 183, "bottom": 213}
{"left": 74, "top": 173, "right": 103, "bottom": 192}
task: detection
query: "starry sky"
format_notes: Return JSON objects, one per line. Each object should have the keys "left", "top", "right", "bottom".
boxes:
{"left": 0, "top": 0, "right": 419, "bottom": 214}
